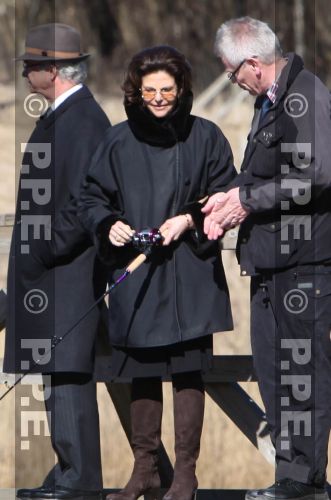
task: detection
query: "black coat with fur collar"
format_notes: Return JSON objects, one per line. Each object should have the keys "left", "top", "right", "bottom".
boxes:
{"left": 79, "top": 95, "right": 237, "bottom": 348}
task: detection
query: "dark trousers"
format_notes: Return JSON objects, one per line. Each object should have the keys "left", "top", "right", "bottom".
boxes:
{"left": 42, "top": 373, "right": 103, "bottom": 490}
{"left": 251, "top": 265, "right": 331, "bottom": 487}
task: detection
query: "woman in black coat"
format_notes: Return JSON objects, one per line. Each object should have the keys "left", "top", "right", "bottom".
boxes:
{"left": 79, "top": 46, "right": 237, "bottom": 500}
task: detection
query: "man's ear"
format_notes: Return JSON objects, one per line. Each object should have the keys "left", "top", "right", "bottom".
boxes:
{"left": 247, "top": 57, "right": 262, "bottom": 77}
{"left": 48, "top": 65, "right": 57, "bottom": 81}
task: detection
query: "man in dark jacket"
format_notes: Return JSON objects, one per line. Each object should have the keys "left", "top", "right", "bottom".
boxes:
{"left": 3, "top": 23, "right": 110, "bottom": 499}
{"left": 203, "top": 17, "right": 331, "bottom": 500}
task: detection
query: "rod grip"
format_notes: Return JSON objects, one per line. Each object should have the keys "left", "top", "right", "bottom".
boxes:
{"left": 126, "top": 253, "right": 147, "bottom": 274}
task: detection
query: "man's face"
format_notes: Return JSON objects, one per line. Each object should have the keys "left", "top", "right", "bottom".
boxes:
{"left": 222, "top": 57, "right": 264, "bottom": 96}
{"left": 22, "top": 61, "right": 55, "bottom": 99}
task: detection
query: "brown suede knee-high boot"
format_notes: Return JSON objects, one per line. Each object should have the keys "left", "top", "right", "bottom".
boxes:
{"left": 107, "top": 378, "right": 163, "bottom": 500}
{"left": 163, "top": 371, "right": 205, "bottom": 500}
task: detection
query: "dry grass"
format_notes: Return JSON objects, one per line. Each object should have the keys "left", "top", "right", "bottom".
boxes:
{"left": 0, "top": 83, "right": 330, "bottom": 490}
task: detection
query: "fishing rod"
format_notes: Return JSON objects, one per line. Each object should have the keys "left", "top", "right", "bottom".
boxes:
{"left": 0, "top": 228, "right": 163, "bottom": 402}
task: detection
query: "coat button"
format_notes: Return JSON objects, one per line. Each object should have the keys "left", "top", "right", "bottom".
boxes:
{"left": 270, "top": 224, "right": 275, "bottom": 229}
{"left": 316, "top": 289, "right": 321, "bottom": 295}
{"left": 242, "top": 238, "right": 247, "bottom": 243}
{"left": 241, "top": 270, "right": 247, "bottom": 276}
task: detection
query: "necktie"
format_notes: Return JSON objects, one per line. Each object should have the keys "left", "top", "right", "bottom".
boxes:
{"left": 259, "top": 96, "right": 272, "bottom": 124}
{"left": 40, "top": 107, "right": 53, "bottom": 120}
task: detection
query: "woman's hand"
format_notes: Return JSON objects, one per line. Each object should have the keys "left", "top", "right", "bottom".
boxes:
{"left": 109, "top": 221, "right": 135, "bottom": 247}
{"left": 159, "top": 214, "right": 194, "bottom": 246}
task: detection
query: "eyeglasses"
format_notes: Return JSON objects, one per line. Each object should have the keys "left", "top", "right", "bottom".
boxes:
{"left": 227, "top": 59, "right": 246, "bottom": 82}
{"left": 141, "top": 86, "right": 177, "bottom": 101}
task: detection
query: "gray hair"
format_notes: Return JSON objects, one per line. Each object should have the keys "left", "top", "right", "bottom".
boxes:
{"left": 214, "top": 17, "right": 282, "bottom": 66}
{"left": 56, "top": 61, "right": 87, "bottom": 84}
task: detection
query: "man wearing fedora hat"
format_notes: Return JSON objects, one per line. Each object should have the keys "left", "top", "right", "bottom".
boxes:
{"left": 4, "top": 23, "right": 111, "bottom": 499}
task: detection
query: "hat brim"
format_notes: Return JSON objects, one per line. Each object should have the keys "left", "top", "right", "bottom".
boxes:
{"left": 15, "top": 52, "right": 90, "bottom": 62}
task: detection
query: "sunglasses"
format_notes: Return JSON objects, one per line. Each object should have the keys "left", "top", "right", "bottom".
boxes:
{"left": 22, "top": 61, "right": 52, "bottom": 74}
{"left": 23, "top": 61, "right": 46, "bottom": 69}
{"left": 141, "top": 86, "right": 177, "bottom": 101}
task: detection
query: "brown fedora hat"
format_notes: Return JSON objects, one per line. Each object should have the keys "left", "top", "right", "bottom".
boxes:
{"left": 16, "top": 23, "right": 89, "bottom": 62}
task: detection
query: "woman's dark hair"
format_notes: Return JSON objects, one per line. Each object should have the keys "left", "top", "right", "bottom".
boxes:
{"left": 123, "top": 45, "right": 192, "bottom": 105}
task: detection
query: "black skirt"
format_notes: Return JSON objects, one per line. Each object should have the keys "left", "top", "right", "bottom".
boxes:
{"left": 108, "top": 335, "right": 213, "bottom": 381}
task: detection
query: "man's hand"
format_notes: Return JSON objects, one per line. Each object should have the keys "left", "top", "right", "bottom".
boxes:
{"left": 201, "top": 188, "right": 249, "bottom": 240}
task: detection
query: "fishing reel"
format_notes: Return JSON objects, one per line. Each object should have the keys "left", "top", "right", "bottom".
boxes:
{"left": 132, "top": 228, "right": 163, "bottom": 253}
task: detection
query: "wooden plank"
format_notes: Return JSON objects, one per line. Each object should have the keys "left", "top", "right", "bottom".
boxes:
{"left": 0, "top": 239, "right": 11, "bottom": 254}
{"left": 0, "top": 289, "right": 6, "bottom": 332}
{"left": 0, "top": 213, "right": 14, "bottom": 227}
{"left": 95, "top": 356, "right": 254, "bottom": 383}
{"left": 0, "top": 490, "right": 15, "bottom": 500}
{"left": 204, "top": 355, "right": 255, "bottom": 382}
{"left": 1, "top": 354, "right": 255, "bottom": 386}
{"left": 0, "top": 490, "right": 247, "bottom": 500}
{"left": 0, "top": 221, "right": 12, "bottom": 255}
{"left": 220, "top": 228, "right": 238, "bottom": 250}
{"left": 205, "top": 381, "right": 275, "bottom": 465}
{"left": 104, "top": 489, "right": 247, "bottom": 499}
{"left": 2, "top": 485, "right": 330, "bottom": 499}
{"left": 194, "top": 491, "right": 247, "bottom": 499}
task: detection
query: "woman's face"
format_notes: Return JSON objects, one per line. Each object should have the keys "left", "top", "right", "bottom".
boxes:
{"left": 141, "top": 70, "right": 178, "bottom": 118}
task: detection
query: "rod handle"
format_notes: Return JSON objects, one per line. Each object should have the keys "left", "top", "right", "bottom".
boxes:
{"left": 126, "top": 253, "right": 147, "bottom": 274}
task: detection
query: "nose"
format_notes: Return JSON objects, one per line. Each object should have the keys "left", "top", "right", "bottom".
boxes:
{"left": 154, "top": 90, "right": 164, "bottom": 103}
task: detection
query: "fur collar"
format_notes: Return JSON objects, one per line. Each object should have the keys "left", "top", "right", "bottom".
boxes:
{"left": 125, "top": 92, "right": 194, "bottom": 147}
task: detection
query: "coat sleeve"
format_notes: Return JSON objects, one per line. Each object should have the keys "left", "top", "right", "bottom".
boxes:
{"left": 78, "top": 134, "right": 137, "bottom": 267}
{"left": 179, "top": 122, "right": 237, "bottom": 254}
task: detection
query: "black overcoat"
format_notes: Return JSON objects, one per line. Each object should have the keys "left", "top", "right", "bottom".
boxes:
{"left": 79, "top": 99, "right": 237, "bottom": 349}
{"left": 4, "top": 85, "right": 110, "bottom": 373}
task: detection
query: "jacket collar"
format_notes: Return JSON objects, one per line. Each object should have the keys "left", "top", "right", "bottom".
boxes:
{"left": 37, "top": 85, "right": 93, "bottom": 128}
{"left": 125, "top": 92, "right": 194, "bottom": 147}
{"left": 273, "top": 52, "right": 304, "bottom": 105}
{"left": 254, "top": 52, "right": 304, "bottom": 112}
{"left": 242, "top": 54, "right": 304, "bottom": 169}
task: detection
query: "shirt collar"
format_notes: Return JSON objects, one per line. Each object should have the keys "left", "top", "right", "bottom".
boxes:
{"left": 265, "top": 58, "right": 289, "bottom": 104}
{"left": 266, "top": 81, "right": 278, "bottom": 103}
{"left": 50, "top": 83, "right": 83, "bottom": 111}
